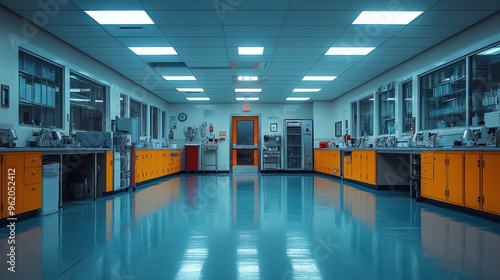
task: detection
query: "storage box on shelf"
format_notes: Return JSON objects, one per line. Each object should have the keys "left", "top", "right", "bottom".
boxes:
{"left": 1, "top": 152, "right": 42, "bottom": 219}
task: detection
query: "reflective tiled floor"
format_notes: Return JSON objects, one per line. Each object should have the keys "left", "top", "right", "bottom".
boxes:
{"left": 2, "top": 173, "right": 500, "bottom": 279}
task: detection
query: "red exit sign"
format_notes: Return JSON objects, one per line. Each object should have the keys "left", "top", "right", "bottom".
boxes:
{"left": 242, "top": 104, "right": 251, "bottom": 112}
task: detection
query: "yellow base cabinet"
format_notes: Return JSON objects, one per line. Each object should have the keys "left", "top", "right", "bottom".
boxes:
{"left": 420, "top": 151, "right": 434, "bottom": 199}
{"left": 350, "top": 150, "right": 377, "bottom": 185}
{"left": 482, "top": 152, "right": 500, "bottom": 215}
{"left": 1, "top": 152, "right": 42, "bottom": 218}
{"left": 314, "top": 149, "right": 341, "bottom": 176}
{"left": 132, "top": 149, "right": 182, "bottom": 185}
{"left": 343, "top": 156, "right": 352, "bottom": 179}
{"left": 421, "top": 151, "right": 464, "bottom": 206}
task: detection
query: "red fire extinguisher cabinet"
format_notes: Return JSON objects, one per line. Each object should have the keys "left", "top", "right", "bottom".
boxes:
{"left": 185, "top": 144, "right": 199, "bottom": 172}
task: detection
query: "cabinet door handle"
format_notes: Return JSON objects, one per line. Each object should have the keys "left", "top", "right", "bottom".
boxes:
{"left": 32, "top": 187, "right": 36, "bottom": 190}
{"left": 477, "top": 195, "right": 481, "bottom": 202}
{"left": 32, "top": 157, "right": 36, "bottom": 162}
{"left": 477, "top": 160, "right": 481, "bottom": 168}
{"left": 32, "top": 170, "right": 36, "bottom": 174}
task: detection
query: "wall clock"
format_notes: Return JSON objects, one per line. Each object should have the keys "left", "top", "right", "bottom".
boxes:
{"left": 178, "top": 112, "right": 187, "bottom": 122}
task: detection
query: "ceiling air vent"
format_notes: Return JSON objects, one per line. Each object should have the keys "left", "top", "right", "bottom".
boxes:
{"left": 148, "top": 62, "right": 187, "bottom": 68}
{"left": 119, "top": 26, "right": 144, "bottom": 30}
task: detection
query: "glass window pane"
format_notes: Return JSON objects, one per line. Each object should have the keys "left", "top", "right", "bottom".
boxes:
{"left": 420, "top": 60, "right": 466, "bottom": 130}
{"left": 162, "top": 110, "right": 166, "bottom": 138}
{"left": 18, "top": 50, "right": 63, "bottom": 128}
{"left": 142, "top": 104, "right": 147, "bottom": 137}
{"left": 378, "top": 83, "right": 396, "bottom": 135}
{"left": 360, "top": 96, "right": 374, "bottom": 136}
{"left": 70, "top": 72, "right": 106, "bottom": 131}
{"left": 402, "top": 80, "right": 414, "bottom": 133}
{"left": 150, "top": 106, "right": 159, "bottom": 139}
{"left": 120, "top": 94, "right": 126, "bottom": 118}
{"left": 237, "top": 150, "right": 254, "bottom": 165}
{"left": 470, "top": 48, "right": 500, "bottom": 125}
{"left": 237, "top": 120, "right": 254, "bottom": 145}
{"left": 351, "top": 102, "right": 357, "bottom": 137}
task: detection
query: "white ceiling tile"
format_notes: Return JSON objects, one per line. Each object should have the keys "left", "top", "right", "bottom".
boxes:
{"left": 329, "top": 37, "right": 389, "bottom": 47}
{"left": 114, "top": 37, "right": 172, "bottom": 47}
{"left": 368, "top": 47, "right": 427, "bottom": 56}
{"left": 363, "top": 0, "right": 439, "bottom": 10}
{"left": 276, "top": 37, "right": 336, "bottom": 47}
{"left": 431, "top": 0, "right": 500, "bottom": 11}
{"left": 61, "top": 37, "right": 122, "bottom": 48}
{"left": 44, "top": 26, "right": 109, "bottom": 37}
{"left": 381, "top": 37, "right": 444, "bottom": 48}
{"left": 223, "top": 26, "right": 282, "bottom": 37}
{"left": 1, "top": 0, "right": 80, "bottom": 10}
{"left": 222, "top": 11, "right": 287, "bottom": 25}
{"left": 411, "top": 11, "right": 496, "bottom": 26}
{"left": 269, "top": 62, "right": 315, "bottom": 69}
{"left": 148, "top": 11, "right": 222, "bottom": 25}
{"left": 225, "top": 37, "right": 279, "bottom": 47}
{"left": 181, "top": 55, "right": 229, "bottom": 63}
{"left": 80, "top": 47, "right": 133, "bottom": 56}
{"left": 159, "top": 26, "right": 224, "bottom": 37}
{"left": 187, "top": 62, "right": 231, "bottom": 69}
{"left": 272, "top": 55, "right": 323, "bottom": 63}
{"left": 339, "top": 25, "right": 406, "bottom": 38}
{"left": 289, "top": 0, "right": 370, "bottom": 10}
{"left": 101, "top": 25, "right": 164, "bottom": 37}
{"left": 284, "top": 11, "right": 356, "bottom": 25}
{"left": 71, "top": 0, "right": 143, "bottom": 10}
{"left": 168, "top": 37, "right": 226, "bottom": 47}
{"left": 395, "top": 25, "right": 468, "bottom": 38}
{"left": 14, "top": 11, "right": 97, "bottom": 26}
{"left": 280, "top": 26, "right": 345, "bottom": 37}
{"left": 176, "top": 47, "right": 227, "bottom": 55}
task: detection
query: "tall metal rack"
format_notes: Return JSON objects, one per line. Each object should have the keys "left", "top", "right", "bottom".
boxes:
{"left": 201, "top": 142, "right": 218, "bottom": 172}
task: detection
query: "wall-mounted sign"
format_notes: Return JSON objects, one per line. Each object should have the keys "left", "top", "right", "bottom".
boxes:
{"left": 242, "top": 104, "right": 251, "bottom": 112}
{"left": 219, "top": 131, "right": 226, "bottom": 137}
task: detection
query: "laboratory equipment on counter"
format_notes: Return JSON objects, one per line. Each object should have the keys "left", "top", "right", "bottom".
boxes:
{"left": 184, "top": 126, "right": 198, "bottom": 141}
{"left": 283, "top": 119, "right": 313, "bottom": 171}
{"left": 262, "top": 134, "right": 282, "bottom": 170}
{"left": 0, "top": 128, "right": 17, "bottom": 147}
{"left": 113, "top": 132, "right": 133, "bottom": 191}
{"left": 33, "top": 126, "right": 65, "bottom": 147}
{"left": 463, "top": 126, "right": 494, "bottom": 146}
{"left": 201, "top": 138, "right": 218, "bottom": 172}
{"left": 413, "top": 132, "right": 425, "bottom": 147}
{"left": 75, "top": 131, "right": 113, "bottom": 148}
{"left": 115, "top": 117, "right": 140, "bottom": 144}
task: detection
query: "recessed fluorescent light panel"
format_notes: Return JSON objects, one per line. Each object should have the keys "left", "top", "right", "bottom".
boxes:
{"left": 325, "top": 47, "right": 375, "bottom": 56}
{"left": 129, "top": 47, "right": 177, "bottom": 55}
{"left": 238, "top": 76, "right": 259, "bottom": 81}
{"left": 85, "top": 10, "right": 154, "bottom": 25}
{"left": 163, "top": 76, "right": 197, "bottom": 81}
{"left": 353, "top": 11, "right": 423, "bottom": 25}
{"left": 302, "top": 76, "right": 337, "bottom": 81}
{"left": 236, "top": 97, "right": 259, "bottom": 101}
{"left": 176, "top": 88, "right": 204, "bottom": 92}
{"left": 70, "top": 98, "right": 90, "bottom": 102}
{"left": 186, "top": 97, "right": 210, "bottom": 101}
{"left": 478, "top": 46, "right": 500, "bottom": 55}
{"left": 235, "top": 88, "right": 262, "bottom": 93}
{"left": 286, "top": 97, "right": 310, "bottom": 101}
{"left": 238, "top": 47, "right": 264, "bottom": 55}
{"left": 293, "top": 88, "right": 321, "bottom": 93}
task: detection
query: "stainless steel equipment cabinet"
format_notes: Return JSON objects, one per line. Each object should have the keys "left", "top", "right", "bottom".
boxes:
{"left": 262, "top": 134, "right": 282, "bottom": 170}
{"left": 284, "top": 119, "right": 313, "bottom": 170}
{"left": 201, "top": 142, "right": 218, "bottom": 172}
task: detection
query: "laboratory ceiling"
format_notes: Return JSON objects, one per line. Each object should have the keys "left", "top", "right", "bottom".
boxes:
{"left": 1, "top": 0, "right": 499, "bottom": 103}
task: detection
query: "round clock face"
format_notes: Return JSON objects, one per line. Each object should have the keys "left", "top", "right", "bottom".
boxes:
{"left": 178, "top": 112, "right": 187, "bottom": 122}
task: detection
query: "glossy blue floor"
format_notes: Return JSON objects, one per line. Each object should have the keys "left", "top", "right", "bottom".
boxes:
{"left": 1, "top": 173, "right": 500, "bottom": 279}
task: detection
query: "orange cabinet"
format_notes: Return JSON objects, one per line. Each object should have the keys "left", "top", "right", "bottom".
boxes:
{"left": 465, "top": 151, "right": 500, "bottom": 215}
{"left": 314, "top": 149, "right": 322, "bottom": 172}
{"left": 431, "top": 152, "right": 464, "bottom": 205}
{"left": 1, "top": 152, "right": 42, "bottom": 218}
{"left": 105, "top": 150, "right": 113, "bottom": 192}
{"left": 314, "top": 149, "right": 341, "bottom": 176}
{"left": 481, "top": 152, "right": 500, "bottom": 215}
{"left": 343, "top": 156, "right": 352, "bottom": 179}
{"left": 350, "top": 150, "right": 377, "bottom": 185}
{"left": 420, "top": 151, "right": 434, "bottom": 198}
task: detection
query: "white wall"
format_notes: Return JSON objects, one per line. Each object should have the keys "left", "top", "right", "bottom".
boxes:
{"left": 332, "top": 12, "right": 500, "bottom": 141}
{"left": 313, "top": 101, "right": 338, "bottom": 145}
{"left": 168, "top": 102, "right": 313, "bottom": 171}
{"left": 0, "top": 6, "right": 169, "bottom": 146}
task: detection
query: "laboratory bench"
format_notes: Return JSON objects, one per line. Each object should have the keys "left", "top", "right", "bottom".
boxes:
{"left": 314, "top": 146, "right": 500, "bottom": 218}
{"left": 0, "top": 147, "right": 182, "bottom": 221}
